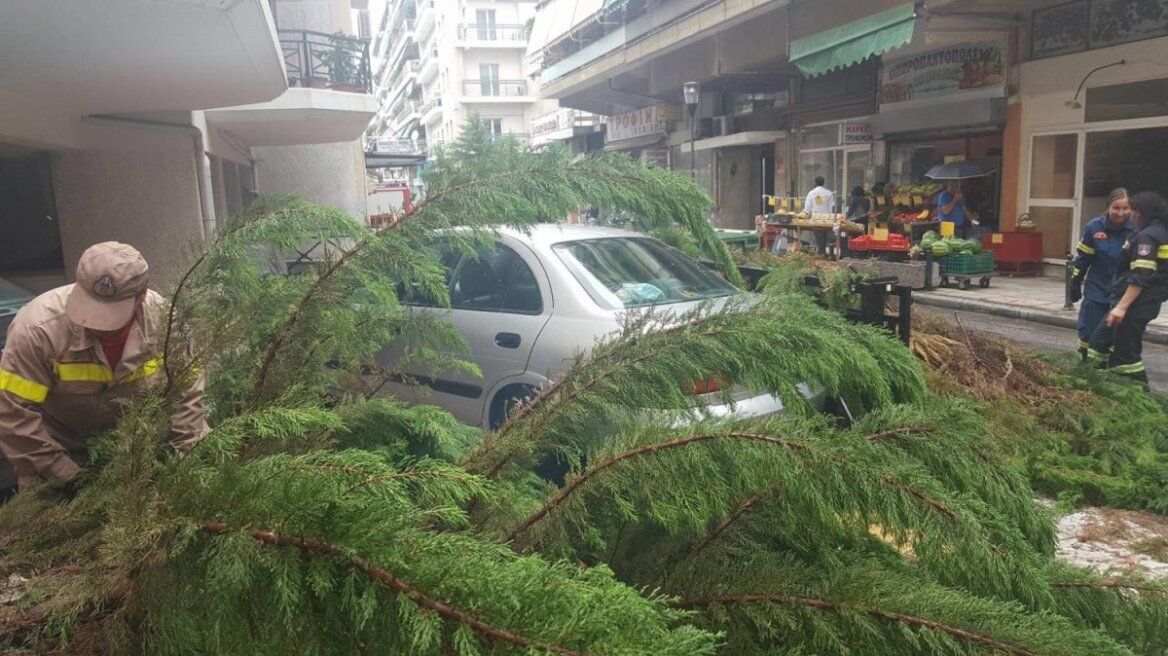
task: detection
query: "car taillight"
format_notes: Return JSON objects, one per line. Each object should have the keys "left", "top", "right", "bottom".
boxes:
{"left": 690, "top": 377, "right": 725, "bottom": 395}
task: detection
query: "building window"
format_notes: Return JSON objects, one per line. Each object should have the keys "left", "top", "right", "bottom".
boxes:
{"left": 476, "top": 9, "right": 497, "bottom": 41}
{"left": 0, "top": 154, "right": 62, "bottom": 274}
{"left": 357, "top": 10, "right": 371, "bottom": 39}
{"left": 479, "top": 63, "right": 500, "bottom": 96}
{"left": 487, "top": 119, "right": 503, "bottom": 137}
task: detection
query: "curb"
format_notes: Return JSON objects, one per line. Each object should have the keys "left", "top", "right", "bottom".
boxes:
{"left": 913, "top": 293, "right": 1168, "bottom": 346}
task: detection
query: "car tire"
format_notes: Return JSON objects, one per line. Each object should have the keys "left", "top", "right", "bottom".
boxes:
{"left": 488, "top": 384, "right": 537, "bottom": 431}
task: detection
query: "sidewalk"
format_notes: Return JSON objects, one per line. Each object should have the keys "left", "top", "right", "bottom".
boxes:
{"left": 913, "top": 274, "right": 1168, "bottom": 346}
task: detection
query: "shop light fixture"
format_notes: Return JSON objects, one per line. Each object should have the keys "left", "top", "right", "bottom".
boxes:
{"left": 683, "top": 81, "right": 700, "bottom": 181}
{"left": 1065, "top": 59, "right": 1126, "bottom": 110}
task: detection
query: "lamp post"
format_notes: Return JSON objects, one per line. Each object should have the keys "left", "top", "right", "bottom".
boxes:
{"left": 683, "top": 81, "right": 700, "bottom": 181}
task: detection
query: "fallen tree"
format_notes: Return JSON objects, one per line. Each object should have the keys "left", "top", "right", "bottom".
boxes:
{"left": 2, "top": 120, "right": 1167, "bottom": 655}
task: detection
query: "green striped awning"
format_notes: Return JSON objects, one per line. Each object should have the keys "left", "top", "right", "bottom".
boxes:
{"left": 789, "top": 2, "right": 916, "bottom": 78}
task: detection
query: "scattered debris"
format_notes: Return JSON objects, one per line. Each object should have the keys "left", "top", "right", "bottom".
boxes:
{"left": 1056, "top": 506, "right": 1168, "bottom": 579}
{"left": 0, "top": 573, "right": 28, "bottom": 605}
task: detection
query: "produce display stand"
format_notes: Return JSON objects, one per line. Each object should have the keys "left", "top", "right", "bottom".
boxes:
{"left": 937, "top": 251, "right": 995, "bottom": 290}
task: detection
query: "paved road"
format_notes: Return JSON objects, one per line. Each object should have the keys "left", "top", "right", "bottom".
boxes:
{"left": 918, "top": 308, "right": 1168, "bottom": 392}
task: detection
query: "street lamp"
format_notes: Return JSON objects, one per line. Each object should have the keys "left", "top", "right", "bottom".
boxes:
{"left": 683, "top": 81, "right": 700, "bottom": 181}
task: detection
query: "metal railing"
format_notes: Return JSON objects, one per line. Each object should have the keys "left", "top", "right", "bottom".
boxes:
{"left": 419, "top": 96, "right": 443, "bottom": 116}
{"left": 457, "top": 24, "right": 529, "bottom": 42}
{"left": 462, "top": 79, "right": 529, "bottom": 97}
{"left": 279, "top": 29, "right": 372, "bottom": 93}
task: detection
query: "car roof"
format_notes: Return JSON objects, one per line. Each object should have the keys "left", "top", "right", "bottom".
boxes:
{"left": 495, "top": 223, "right": 646, "bottom": 248}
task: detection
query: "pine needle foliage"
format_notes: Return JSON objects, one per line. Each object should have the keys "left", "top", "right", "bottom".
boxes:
{"left": 2, "top": 120, "right": 1166, "bottom": 655}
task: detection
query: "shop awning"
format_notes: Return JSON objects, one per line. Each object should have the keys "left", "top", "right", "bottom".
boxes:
{"left": 789, "top": 2, "right": 916, "bottom": 78}
{"left": 603, "top": 134, "right": 665, "bottom": 151}
{"left": 526, "top": 0, "right": 604, "bottom": 62}
{"left": 602, "top": 0, "right": 628, "bottom": 13}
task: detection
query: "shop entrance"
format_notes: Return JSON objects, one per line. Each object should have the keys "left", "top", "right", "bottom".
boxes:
{"left": 797, "top": 146, "right": 869, "bottom": 213}
{"left": 1028, "top": 124, "right": 1168, "bottom": 262}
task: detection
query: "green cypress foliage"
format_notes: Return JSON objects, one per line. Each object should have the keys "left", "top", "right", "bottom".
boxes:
{"left": 2, "top": 119, "right": 1166, "bottom": 655}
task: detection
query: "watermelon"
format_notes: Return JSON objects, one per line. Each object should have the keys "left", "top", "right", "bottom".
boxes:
{"left": 967, "top": 239, "right": 983, "bottom": 254}
{"left": 931, "top": 241, "right": 950, "bottom": 256}
{"left": 921, "top": 230, "right": 939, "bottom": 247}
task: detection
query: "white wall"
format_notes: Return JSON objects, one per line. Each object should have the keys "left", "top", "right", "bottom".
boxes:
{"left": 1016, "top": 36, "right": 1168, "bottom": 216}
{"left": 254, "top": 140, "right": 369, "bottom": 218}
{"left": 273, "top": 0, "right": 355, "bottom": 33}
{"left": 51, "top": 130, "right": 205, "bottom": 287}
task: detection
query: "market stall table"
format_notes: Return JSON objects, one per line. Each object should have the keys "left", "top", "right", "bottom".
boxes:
{"left": 763, "top": 221, "right": 865, "bottom": 260}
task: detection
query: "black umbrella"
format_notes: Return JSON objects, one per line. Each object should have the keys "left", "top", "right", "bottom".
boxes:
{"left": 924, "top": 162, "right": 993, "bottom": 180}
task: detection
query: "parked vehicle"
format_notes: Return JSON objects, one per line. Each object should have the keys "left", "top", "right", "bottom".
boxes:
{"left": 0, "top": 276, "right": 35, "bottom": 355}
{"left": 378, "top": 225, "right": 821, "bottom": 430}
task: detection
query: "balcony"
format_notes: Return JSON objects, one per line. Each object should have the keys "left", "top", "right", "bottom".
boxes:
{"left": 0, "top": 0, "right": 285, "bottom": 148}
{"left": 457, "top": 24, "right": 529, "bottom": 47}
{"left": 418, "top": 44, "right": 440, "bottom": 82}
{"left": 280, "top": 30, "right": 372, "bottom": 93}
{"left": 461, "top": 80, "right": 534, "bottom": 102}
{"left": 419, "top": 96, "right": 443, "bottom": 124}
{"left": 205, "top": 29, "right": 377, "bottom": 147}
{"left": 416, "top": 0, "right": 436, "bottom": 40}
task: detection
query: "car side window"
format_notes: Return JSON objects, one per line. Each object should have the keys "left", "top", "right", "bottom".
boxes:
{"left": 449, "top": 243, "right": 542, "bottom": 314}
{"left": 398, "top": 246, "right": 460, "bottom": 307}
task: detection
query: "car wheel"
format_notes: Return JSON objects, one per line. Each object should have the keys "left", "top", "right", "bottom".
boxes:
{"left": 488, "top": 384, "right": 537, "bottom": 431}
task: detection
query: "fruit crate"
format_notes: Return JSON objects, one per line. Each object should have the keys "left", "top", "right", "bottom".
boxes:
{"left": 940, "top": 250, "right": 994, "bottom": 275}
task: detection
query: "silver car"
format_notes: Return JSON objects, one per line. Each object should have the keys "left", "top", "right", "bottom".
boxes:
{"left": 379, "top": 224, "right": 802, "bottom": 430}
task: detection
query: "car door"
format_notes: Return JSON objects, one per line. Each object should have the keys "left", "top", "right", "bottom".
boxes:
{"left": 379, "top": 239, "right": 552, "bottom": 427}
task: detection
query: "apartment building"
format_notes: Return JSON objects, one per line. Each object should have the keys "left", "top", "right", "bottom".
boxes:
{"left": 370, "top": 0, "right": 545, "bottom": 157}
{"left": 0, "top": 0, "right": 376, "bottom": 293}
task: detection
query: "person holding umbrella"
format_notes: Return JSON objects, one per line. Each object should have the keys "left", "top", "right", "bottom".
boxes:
{"left": 1087, "top": 191, "right": 1168, "bottom": 386}
{"left": 1070, "top": 188, "right": 1134, "bottom": 359}
{"left": 927, "top": 162, "right": 988, "bottom": 239}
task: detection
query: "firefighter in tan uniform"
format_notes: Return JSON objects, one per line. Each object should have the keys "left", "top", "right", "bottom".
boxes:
{"left": 0, "top": 242, "right": 208, "bottom": 493}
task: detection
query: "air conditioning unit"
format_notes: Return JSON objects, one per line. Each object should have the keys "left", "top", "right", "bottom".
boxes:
{"left": 712, "top": 115, "right": 732, "bottom": 137}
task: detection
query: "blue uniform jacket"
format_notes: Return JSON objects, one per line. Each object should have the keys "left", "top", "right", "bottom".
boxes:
{"left": 1073, "top": 215, "right": 1135, "bottom": 304}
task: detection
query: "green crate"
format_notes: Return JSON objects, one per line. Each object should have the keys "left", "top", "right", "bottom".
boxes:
{"left": 940, "top": 250, "right": 993, "bottom": 275}
{"left": 714, "top": 229, "right": 761, "bottom": 251}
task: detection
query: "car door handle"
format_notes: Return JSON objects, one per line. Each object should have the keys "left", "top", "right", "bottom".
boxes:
{"left": 494, "top": 332, "right": 521, "bottom": 349}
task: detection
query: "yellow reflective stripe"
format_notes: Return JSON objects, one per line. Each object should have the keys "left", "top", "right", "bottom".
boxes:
{"left": 1158, "top": 245, "right": 1168, "bottom": 258}
{"left": 1078, "top": 339, "right": 1090, "bottom": 350}
{"left": 1087, "top": 349, "right": 1108, "bottom": 362}
{"left": 123, "top": 357, "right": 163, "bottom": 383}
{"left": 1131, "top": 260, "right": 1158, "bottom": 271}
{"left": 1112, "top": 362, "right": 1146, "bottom": 374}
{"left": 0, "top": 370, "right": 50, "bottom": 403}
{"left": 53, "top": 362, "right": 114, "bottom": 382}
{"left": 1077, "top": 242, "right": 1095, "bottom": 255}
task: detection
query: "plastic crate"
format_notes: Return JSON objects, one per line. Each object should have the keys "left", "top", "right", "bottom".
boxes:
{"left": 940, "top": 251, "right": 994, "bottom": 275}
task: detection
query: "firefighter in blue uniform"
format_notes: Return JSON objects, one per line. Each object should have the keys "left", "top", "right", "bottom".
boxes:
{"left": 1070, "top": 188, "right": 1133, "bottom": 359}
{"left": 1087, "top": 191, "right": 1168, "bottom": 385}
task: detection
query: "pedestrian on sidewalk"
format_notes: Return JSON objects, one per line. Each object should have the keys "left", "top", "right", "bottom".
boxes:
{"left": 1071, "top": 188, "right": 1134, "bottom": 359}
{"left": 937, "top": 180, "right": 980, "bottom": 239}
{"left": 1087, "top": 192, "right": 1168, "bottom": 386}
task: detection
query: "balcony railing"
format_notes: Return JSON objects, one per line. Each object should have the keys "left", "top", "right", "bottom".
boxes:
{"left": 457, "top": 24, "right": 530, "bottom": 42}
{"left": 462, "top": 79, "right": 530, "bottom": 97}
{"left": 279, "top": 29, "right": 372, "bottom": 93}
{"left": 419, "top": 96, "right": 443, "bottom": 116}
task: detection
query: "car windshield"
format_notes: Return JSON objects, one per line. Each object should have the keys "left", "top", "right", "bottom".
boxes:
{"left": 0, "top": 277, "right": 33, "bottom": 304}
{"left": 553, "top": 237, "right": 738, "bottom": 309}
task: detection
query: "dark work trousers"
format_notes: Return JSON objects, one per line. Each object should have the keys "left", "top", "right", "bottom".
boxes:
{"left": 1087, "top": 301, "right": 1160, "bottom": 383}
{"left": 1077, "top": 299, "right": 1111, "bottom": 352}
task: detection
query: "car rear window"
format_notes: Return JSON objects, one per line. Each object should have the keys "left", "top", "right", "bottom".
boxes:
{"left": 553, "top": 237, "right": 738, "bottom": 310}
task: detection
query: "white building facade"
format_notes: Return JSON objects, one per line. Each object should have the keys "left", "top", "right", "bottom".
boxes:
{"left": 370, "top": 0, "right": 546, "bottom": 157}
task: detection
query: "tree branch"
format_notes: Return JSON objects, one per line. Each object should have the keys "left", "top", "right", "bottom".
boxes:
{"left": 505, "top": 432, "right": 954, "bottom": 544}
{"left": 199, "top": 521, "right": 584, "bottom": 656}
{"left": 675, "top": 595, "right": 1040, "bottom": 656}
{"left": 864, "top": 427, "right": 935, "bottom": 442}
{"left": 1051, "top": 580, "right": 1168, "bottom": 595}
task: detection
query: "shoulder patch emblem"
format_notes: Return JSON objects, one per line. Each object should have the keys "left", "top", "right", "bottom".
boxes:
{"left": 1093, "top": 231, "right": 1108, "bottom": 241}
{"left": 1138, "top": 243, "right": 1154, "bottom": 257}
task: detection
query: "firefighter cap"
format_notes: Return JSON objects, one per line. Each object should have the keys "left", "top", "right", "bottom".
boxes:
{"left": 66, "top": 242, "right": 149, "bottom": 331}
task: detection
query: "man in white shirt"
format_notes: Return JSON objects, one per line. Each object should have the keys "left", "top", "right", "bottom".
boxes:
{"left": 804, "top": 177, "right": 836, "bottom": 216}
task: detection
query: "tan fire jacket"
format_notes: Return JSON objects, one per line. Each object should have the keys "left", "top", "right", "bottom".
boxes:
{"left": 0, "top": 286, "right": 208, "bottom": 488}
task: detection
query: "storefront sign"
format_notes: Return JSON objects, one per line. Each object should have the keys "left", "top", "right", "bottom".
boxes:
{"left": 642, "top": 149, "right": 669, "bottom": 168}
{"left": 607, "top": 106, "right": 668, "bottom": 143}
{"left": 374, "top": 138, "right": 415, "bottom": 154}
{"left": 531, "top": 109, "right": 571, "bottom": 138}
{"left": 655, "top": 103, "right": 683, "bottom": 122}
{"left": 839, "top": 122, "right": 872, "bottom": 144}
{"left": 879, "top": 43, "right": 1006, "bottom": 105}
